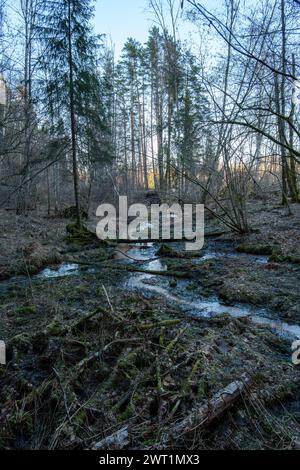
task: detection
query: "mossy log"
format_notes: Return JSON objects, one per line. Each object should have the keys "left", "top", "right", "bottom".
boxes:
{"left": 236, "top": 243, "right": 274, "bottom": 256}
{"left": 156, "top": 244, "right": 200, "bottom": 259}
{"left": 167, "top": 373, "right": 252, "bottom": 441}
{"left": 126, "top": 266, "right": 195, "bottom": 279}
{"left": 166, "top": 327, "right": 188, "bottom": 354}
{"left": 43, "top": 307, "right": 107, "bottom": 338}
{"left": 269, "top": 253, "right": 300, "bottom": 264}
{"left": 66, "top": 223, "right": 106, "bottom": 245}
{"left": 92, "top": 426, "right": 129, "bottom": 450}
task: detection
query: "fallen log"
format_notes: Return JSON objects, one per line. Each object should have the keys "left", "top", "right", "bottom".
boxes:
{"left": 125, "top": 266, "right": 195, "bottom": 279}
{"left": 70, "top": 306, "right": 108, "bottom": 331}
{"left": 92, "top": 426, "right": 129, "bottom": 450}
{"left": 108, "top": 238, "right": 192, "bottom": 244}
{"left": 204, "top": 230, "right": 229, "bottom": 238}
{"left": 167, "top": 373, "right": 252, "bottom": 441}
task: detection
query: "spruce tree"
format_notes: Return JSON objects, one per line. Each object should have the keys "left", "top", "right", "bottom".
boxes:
{"left": 38, "top": 0, "right": 106, "bottom": 226}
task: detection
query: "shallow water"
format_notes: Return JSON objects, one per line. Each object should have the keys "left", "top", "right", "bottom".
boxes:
{"left": 199, "top": 250, "right": 269, "bottom": 264}
{"left": 1, "top": 241, "right": 299, "bottom": 339}
{"left": 127, "top": 271, "right": 300, "bottom": 339}
{"left": 36, "top": 263, "right": 80, "bottom": 279}
{"left": 124, "top": 243, "right": 300, "bottom": 339}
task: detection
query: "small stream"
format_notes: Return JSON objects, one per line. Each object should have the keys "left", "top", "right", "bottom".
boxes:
{"left": 122, "top": 243, "right": 300, "bottom": 339}
{"left": 1, "top": 241, "right": 300, "bottom": 340}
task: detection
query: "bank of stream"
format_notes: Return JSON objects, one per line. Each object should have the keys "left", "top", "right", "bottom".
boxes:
{"left": 1, "top": 238, "right": 300, "bottom": 340}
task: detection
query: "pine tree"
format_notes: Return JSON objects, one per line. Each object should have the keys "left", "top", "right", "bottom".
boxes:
{"left": 37, "top": 0, "right": 108, "bottom": 226}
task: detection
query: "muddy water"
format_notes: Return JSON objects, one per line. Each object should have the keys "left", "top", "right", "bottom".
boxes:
{"left": 1, "top": 241, "right": 300, "bottom": 339}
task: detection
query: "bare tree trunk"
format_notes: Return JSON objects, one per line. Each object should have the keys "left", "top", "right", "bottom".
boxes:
{"left": 123, "top": 115, "right": 128, "bottom": 193}
{"left": 46, "top": 167, "right": 51, "bottom": 215}
{"left": 279, "top": 0, "right": 289, "bottom": 206}
{"left": 17, "top": 0, "right": 35, "bottom": 215}
{"left": 67, "top": 0, "right": 81, "bottom": 227}
{"left": 130, "top": 103, "right": 136, "bottom": 190}
{"left": 155, "top": 77, "right": 163, "bottom": 191}
{"left": 150, "top": 74, "right": 157, "bottom": 189}
{"left": 288, "top": 54, "right": 299, "bottom": 202}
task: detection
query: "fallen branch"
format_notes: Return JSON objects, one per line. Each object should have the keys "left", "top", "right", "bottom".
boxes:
{"left": 204, "top": 230, "right": 229, "bottom": 238}
{"left": 43, "top": 307, "right": 107, "bottom": 338}
{"left": 166, "top": 327, "right": 188, "bottom": 354}
{"left": 139, "top": 319, "right": 182, "bottom": 331}
{"left": 166, "top": 373, "right": 252, "bottom": 442}
{"left": 71, "top": 307, "right": 108, "bottom": 331}
{"left": 125, "top": 266, "right": 195, "bottom": 279}
{"left": 53, "top": 367, "right": 71, "bottom": 424}
{"left": 103, "top": 338, "right": 142, "bottom": 352}
{"left": 92, "top": 426, "right": 129, "bottom": 450}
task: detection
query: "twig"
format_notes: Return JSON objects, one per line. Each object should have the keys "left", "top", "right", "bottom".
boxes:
{"left": 52, "top": 367, "right": 71, "bottom": 424}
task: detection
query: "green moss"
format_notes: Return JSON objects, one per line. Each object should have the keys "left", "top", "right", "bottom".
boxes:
{"left": 10, "top": 333, "right": 32, "bottom": 352}
{"left": 66, "top": 223, "right": 98, "bottom": 245}
{"left": 142, "top": 439, "right": 157, "bottom": 446}
{"left": 127, "top": 265, "right": 195, "bottom": 279}
{"left": 156, "top": 244, "right": 178, "bottom": 257}
{"left": 197, "top": 378, "right": 206, "bottom": 401}
{"left": 119, "top": 401, "right": 135, "bottom": 421}
{"left": 27, "top": 264, "right": 39, "bottom": 275}
{"left": 237, "top": 243, "right": 275, "bottom": 256}
{"left": 180, "top": 356, "right": 203, "bottom": 399}
{"left": 98, "top": 247, "right": 109, "bottom": 262}
{"left": 9, "top": 409, "right": 34, "bottom": 435}
{"left": 14, "top": 317, "right": 30, "bottom": 326}
{"left": 156, "top": 244, "right": 199, "bottom": 259}
{"left": 74, "top": 410, "right": 87, "bottom": 426}
{"left": 45, "top": 320, "right": 65, "bottom": 336}
{"left": 15, "top": 306, "right": 36, "bottom": 315}
{"left": 118, "top": 351, "right": 138, "bottom": 372}
{"left": 269, "top": 253, "right": 300, "bottom": 264}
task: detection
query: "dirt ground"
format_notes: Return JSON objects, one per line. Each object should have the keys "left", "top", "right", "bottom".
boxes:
{"left": 0, "top": 200, "right": 300, "bottom": 450}
{"left": 0, "top": 271, "right": 300, "bottom": 450}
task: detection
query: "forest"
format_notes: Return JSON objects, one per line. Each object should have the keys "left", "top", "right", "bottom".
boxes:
{"left": 0, "top": 0, "right": 300, "bottom": 453}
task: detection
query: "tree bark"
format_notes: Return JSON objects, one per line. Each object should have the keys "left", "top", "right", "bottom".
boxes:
{"left": 67, "top": 0, "right": 81, "bottom": 227}
{"left": 167, "top": 374, "right": 252, "bottom": 442}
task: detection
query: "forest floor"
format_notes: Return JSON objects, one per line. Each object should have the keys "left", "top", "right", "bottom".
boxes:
{"left": 0, "top": 199, "right": 300, "bottom": 450}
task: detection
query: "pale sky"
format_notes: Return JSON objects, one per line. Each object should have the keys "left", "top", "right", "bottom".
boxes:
{"left": 94, "top": 0, "right": 151, "bottom": 56}
{"left": 93, "top": 0, "right": 221, "bottom": 58}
